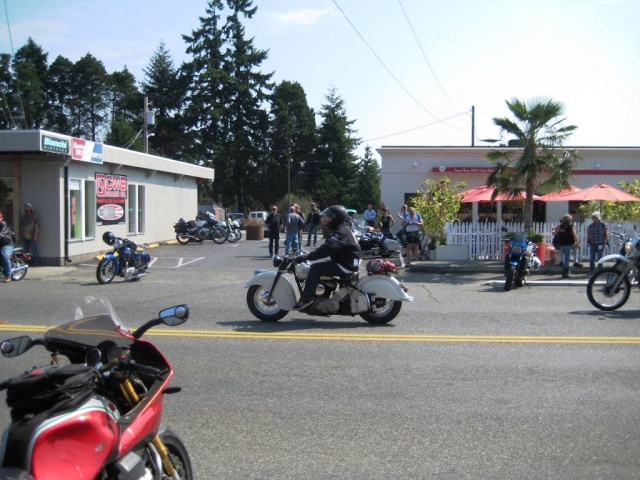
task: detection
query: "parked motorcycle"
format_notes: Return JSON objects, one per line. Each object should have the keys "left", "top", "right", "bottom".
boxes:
{"left": 503, "top": 230, "right": 541, "bottom": 291}
{"left": 352, "top": 219, "right": 402, "bottom": 258}
{"left": 245, "top": 252, "right": 413, "bottom": 324}
{"left": 226, "top": 215, "right": 242, "bottom": 242}
{"left": 173, "top": 217, "right": 205, "bottom": 245}
{"left": 586, "top": 230, "right": 640, "bottom": 311}
{"left": 195, "top": 212, "right": 230, "bottom": 244}
{"left": 0, "top": 295, "right": 192, "bottom": 479}
{"left": 96, "top": 231, "right": 150, "bottom": 284}
{"left": 0, "top": 246, "right": 31, "bottom": 281}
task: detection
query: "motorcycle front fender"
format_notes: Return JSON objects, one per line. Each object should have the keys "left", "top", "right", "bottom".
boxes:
{"left": 597, "top": 254, "right": 630, "bottom": 266}
{"left": 356, "top": 275, "right": 413, "bottom": 302}
{"left": 244, "top": 271, "right": 297, "bottom": 310}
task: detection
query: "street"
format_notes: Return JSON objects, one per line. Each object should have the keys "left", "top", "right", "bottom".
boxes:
{"left": 0, "top": 239, "right": 639, "bottom": 478}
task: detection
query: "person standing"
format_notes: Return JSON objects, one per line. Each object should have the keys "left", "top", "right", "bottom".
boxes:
{"left": 0, "top": 209, "right": 15, "bottom": 283}
{"left": 20, "top": 202, "right": 40, "bottom": 265}
{"left": 265, "top": 206, "right": 284, "bottom": 257}
{"left": 285, "top": 206, "right": 303, "bottom": 255}
{"left": 395, "top": 204, "right": 408, "bottom": 248}
{"left": 553, "top": 214, "right": 579, "bottom": 278}
{"left": 363, "top": 203, "right": 377, "bottom": 227}
{"left": 294, "top": 204, "right": 305, "bottom": 249}
{"left": 306, "top": 203, "right": 321, "bottom": 246}
{"left": 586, "top": 211, "right": 608, "bottom": 276}
{"left": 402, "top": 206, "right": 423, "bottom": 265}
{"left": 379, "top": 208, "right": 395, "bottom": 238}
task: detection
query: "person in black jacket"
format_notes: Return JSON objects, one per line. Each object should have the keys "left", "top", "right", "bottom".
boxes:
{"left": 0, "top": 209, "right": 15, "bottom": 283}
{"left": 265, "top": 206, "right": 284, "bottom": 257}
{"left": 293, "top": 205, "right": 362, "bottom": 310}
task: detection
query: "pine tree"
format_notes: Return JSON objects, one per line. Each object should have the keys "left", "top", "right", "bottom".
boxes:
{"left": 69, "top": 53, "right": 110, "bottom": 140}
{"left": 44, "top": 55, "right": 74, "bottom": 134}
{"left": 353, "top": 145, "right": 380, "bottom": 209}
{"left": 10, "top": 38, "right": 49, "bottom": 129}
{"left": 141, "top": 42, "right": 189, "bottom": 159}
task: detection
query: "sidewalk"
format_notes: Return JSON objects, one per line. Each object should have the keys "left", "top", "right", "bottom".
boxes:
{"left": 15, "top": 266, "right": 76, "bottom": 280}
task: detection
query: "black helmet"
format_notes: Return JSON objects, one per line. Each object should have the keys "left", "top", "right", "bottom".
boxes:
{"left": 102, "top": 231, "right": 116, "bottom": 246}
{"left": 321, "top": 205, "right": 348, "bottom": 230}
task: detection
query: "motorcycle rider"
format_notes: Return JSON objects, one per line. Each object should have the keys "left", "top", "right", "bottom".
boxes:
{"left": 293, "top": 205, "right": 362, "bottom": 310}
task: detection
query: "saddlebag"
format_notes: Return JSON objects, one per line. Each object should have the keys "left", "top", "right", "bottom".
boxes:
{"left": 5, "top": 364, "right": 97, "bottom": 419}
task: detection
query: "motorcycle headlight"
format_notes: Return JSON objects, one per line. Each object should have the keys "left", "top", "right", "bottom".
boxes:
{"left": 511, "top": 245, "right": 523, "bottom": 254}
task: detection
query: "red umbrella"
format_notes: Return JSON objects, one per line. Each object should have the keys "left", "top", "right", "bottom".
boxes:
{"left": 545, "top": 183, "right": 640, "bottom": 202}
{"left": 538, "top": 185, "right": 582, "bottom": 201}
{"left": 460, "top": 185, "right": 541, "bottom": 203}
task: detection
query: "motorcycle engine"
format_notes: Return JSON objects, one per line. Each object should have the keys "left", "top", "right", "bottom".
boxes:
{"left": 313, "top": 297, "right": 340, "bottom": 314}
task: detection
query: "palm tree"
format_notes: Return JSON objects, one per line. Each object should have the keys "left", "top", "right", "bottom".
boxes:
{"left": 485, "top": 97, "right": 582, "bottom": 229}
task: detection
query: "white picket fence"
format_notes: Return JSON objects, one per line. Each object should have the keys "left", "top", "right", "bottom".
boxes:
{"left": 444, "top": 221, "right": 637, "bottom": 261}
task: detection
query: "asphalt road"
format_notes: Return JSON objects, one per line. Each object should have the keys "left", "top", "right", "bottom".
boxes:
{"left": 0, "top": 238, "right": 639, "bottom": 479}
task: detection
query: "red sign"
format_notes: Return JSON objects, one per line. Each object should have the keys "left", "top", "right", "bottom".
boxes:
{"left": 95, "top": 173, "right": 127, "bottom": 225}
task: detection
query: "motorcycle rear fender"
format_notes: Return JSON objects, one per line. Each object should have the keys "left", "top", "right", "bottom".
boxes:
{"left": 244, "top": 272, "right": 297, "bottom": 310}
{"left": 355, "top": 275, "right": 413, "bottom": 302}
{"left": 597, "top": 254, "right": 630, "bottom": 266}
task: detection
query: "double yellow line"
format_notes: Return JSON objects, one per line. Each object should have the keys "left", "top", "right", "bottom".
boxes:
{"left": 1, "top": 325, "right": 639, "bottom": 344}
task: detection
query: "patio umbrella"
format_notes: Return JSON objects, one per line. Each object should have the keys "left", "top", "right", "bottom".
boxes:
{"left": 545, "top": 183, "right": 640, "bottom": 203}
{"left": 538, "top": 185, "right": 582, "bottom": 201}
{"left": 459, "top": 185, "right": 541, "bottom": 203}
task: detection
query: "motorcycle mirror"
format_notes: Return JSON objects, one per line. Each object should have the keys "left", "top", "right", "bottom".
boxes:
{"left": 1, "top": 336, "right": 34, "bottom": 358}
{"left": 159, "top": 305, "right": 189, "bottom": 326}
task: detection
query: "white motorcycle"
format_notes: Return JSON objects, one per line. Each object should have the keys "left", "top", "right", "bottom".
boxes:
{"left": 586, "top": 231, "right": 640, "bottom": 311}
{"left": 245, "top": 253, "right": 413, "bottom": 324}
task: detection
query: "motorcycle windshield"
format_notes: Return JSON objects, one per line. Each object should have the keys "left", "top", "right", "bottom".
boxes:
{"left": 44, "top": 296, "right": 134, "bottom": 353}
{"left": 510, "top": 232, "right": 529, "bottom": 246}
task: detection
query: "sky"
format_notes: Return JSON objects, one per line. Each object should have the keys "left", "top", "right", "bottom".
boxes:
{"left": 1, "top": 0, "right": 639, "bottom": 161}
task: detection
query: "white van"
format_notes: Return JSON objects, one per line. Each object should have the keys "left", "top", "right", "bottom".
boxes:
{"left": 249, "top": 211, "right": 269, "bottom": 233}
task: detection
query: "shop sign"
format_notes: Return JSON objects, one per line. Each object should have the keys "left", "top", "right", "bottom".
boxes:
{"left": 432, "top": 166, "right": 495, "bottom": 173}
{"left": 72, "top": 137, "right": 103, "bottom": 164}
{"left": 95, "top": 173, "right": 127, "bottom": 225}
{"left": 41, "top": 134, "right": 69, "bottom": 154}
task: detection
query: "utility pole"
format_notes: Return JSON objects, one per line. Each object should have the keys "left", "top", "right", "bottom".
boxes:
{"left": 471, "top": 105, "right": 475, "bottom": 147}
{"left": 143, "top": 97, "right": 149, "bottom": 154}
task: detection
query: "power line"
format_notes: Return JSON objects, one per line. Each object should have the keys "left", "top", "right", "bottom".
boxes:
{"left": 2, "top": 0, "right": 26, "bottom": 128}
{"left": 397, "top": 0, "right": 460, "bottom": 116}
{"left": 364, "top": 111, "right": 470, "bottom": 142}
{"left": 332, "top": 0, "right": 443, "bottom": 123}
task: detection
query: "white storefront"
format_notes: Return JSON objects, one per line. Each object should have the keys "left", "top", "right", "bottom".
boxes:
{"left": 378, "top": 146, "right": 640, "bottom": 222}
{"left": 0, "top": 130, "right": 214, "bottom": 265}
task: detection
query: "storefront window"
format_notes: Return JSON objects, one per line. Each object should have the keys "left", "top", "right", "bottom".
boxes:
{"left": 69, "top": 179, "right": 95, "bottom": 240}
{"left": 127, "top": 184, "right": 146, "bottom": 235}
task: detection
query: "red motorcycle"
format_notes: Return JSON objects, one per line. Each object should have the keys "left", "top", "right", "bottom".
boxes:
{"left": 1, "top": 246, "right": 31, "bottom": 281}
{"left": 0, "top": 296, "right": 192, "bottom": 479}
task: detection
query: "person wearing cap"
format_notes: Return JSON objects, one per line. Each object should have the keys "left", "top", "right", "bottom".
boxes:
{"left": 586, "top": 211, "right": 608, "bottom": 276}
{"left": 20, "top": 202, "right": 40, "bottom": 266}
{"left": 265, "top": 206, "right": 284, "bottom": 258}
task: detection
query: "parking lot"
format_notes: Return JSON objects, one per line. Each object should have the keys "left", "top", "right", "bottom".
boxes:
{"left": 0, "top": 238, "right": 639, "bottom": 478}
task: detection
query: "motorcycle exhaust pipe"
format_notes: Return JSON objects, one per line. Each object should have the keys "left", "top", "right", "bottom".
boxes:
{"left": 11, "top": 264, "right": 28, "bottom": 272}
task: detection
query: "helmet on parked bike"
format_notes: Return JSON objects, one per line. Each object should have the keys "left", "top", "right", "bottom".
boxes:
{"left": 321, "top": 205, "right": 348, "bottom": 230}
{"left": 102, "top": 231, "right": 116, "bottom": 246}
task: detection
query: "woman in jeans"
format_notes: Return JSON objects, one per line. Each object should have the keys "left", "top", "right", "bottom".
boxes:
{"left": 402, "top": 207, "right": 423, "bottom": 265}
{"left": 553, "top": 214, "right": 579, "bottom": 278}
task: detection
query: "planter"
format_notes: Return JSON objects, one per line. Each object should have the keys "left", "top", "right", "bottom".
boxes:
{"left": 435, "top": 245, "right": 469, "bottom": 261}
{"left": 245, "top": 224, "right": 264, "bottom": 241}
{"left": 535, "top": 241, "right": 546, "bottom": 266}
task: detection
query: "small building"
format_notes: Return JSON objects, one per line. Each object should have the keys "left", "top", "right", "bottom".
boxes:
{"left": 378, "top": 146, "right": 640, "bottom": 222}
{"left": 0, "top": 130, "right": 214, "bottom": 265}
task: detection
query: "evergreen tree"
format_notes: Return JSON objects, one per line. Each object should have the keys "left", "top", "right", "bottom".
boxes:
{"left": 182, "top": 0, "right": 273, "bottom": 210}
{"left": 44, "top": 55, "right": 74, "bottom": 134}
{"left": 353, "top": 145, "right": 380, "bottom": 209}
{"left": 264, "top": 80, "right": 316, "bottom": 208}
{"left": 105, "top": 67, "right": 143, "bottom": 148}
{"left": 310, "top": 88, "right": 360, "bottom": 205}
{"left": 0, "top": 54, "right": 17, "bottom": 129}
{"left": 69, "top": 53, "right": 110, "bottom": 140}
{"left": 10, "top": 38, "right": 49, "bottom": 129}
{"left": 141, "top": 42, "right": 189, "bottom": 159}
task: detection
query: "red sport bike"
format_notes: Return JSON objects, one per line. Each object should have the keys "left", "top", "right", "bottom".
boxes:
{"left": 0, "top": 296, "right": 192, "bottom": 479}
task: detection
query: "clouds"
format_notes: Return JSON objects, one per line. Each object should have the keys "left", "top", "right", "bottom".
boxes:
{"left": 269, "top": 8, "right": 337, "bottom": 27}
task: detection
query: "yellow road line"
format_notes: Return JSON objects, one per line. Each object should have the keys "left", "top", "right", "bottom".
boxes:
{"left": 0, "top": 325, "right": 639, "bottom": 344}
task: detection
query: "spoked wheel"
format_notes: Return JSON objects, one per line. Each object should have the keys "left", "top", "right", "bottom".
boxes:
{"left": 226, "top": 229, "right": 239, "bottom": 243}
{"left": 212, "top": 228, "right": 227, "bottom": 244}
{"left": 234, "top": 229, "right": 243, "bottom": 241}
{"left": 10, "top": 257, "right": 27, "bottom": 281}
{"left": 587, "top": 268, "right": 631, "bottom": 311}
{"left": 176, "top": 234, "right": 191, "bottom": 245}
{"left": 96, "top": 258, "right": 117, "bottom": 284}
{"left": 360, "top": 299, "right": 402, "bottom": 324}
{"left": 157, "top": 429, "right": 193, "bottom": 480}
{"left": 246, "top": 285, "right": 288, "bottom": 321}
{"left": 505, "top": 265, "right": 515, "bottom": 291}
